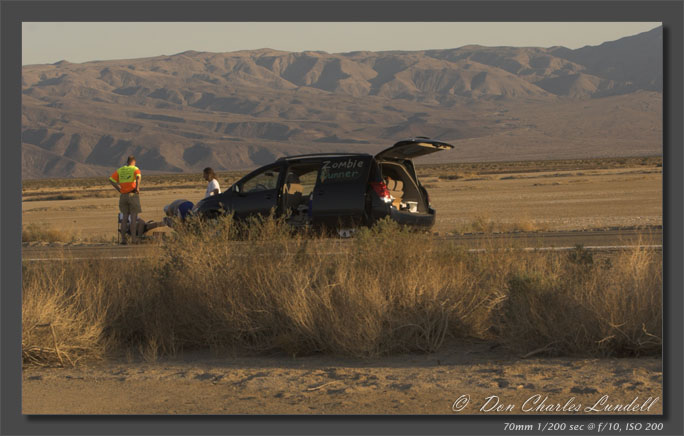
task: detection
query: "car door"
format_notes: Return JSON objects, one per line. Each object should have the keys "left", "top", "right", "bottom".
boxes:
{"left": 232, "top": 164, "right": 284, "bottom": 219}
{"left": 310, "top": 155, "right": 372, "bottom": 229}
{"left": 374, "top": 137, "right": 454, "bottom": 161}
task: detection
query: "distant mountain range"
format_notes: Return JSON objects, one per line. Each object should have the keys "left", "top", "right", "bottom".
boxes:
{"left": 22, "top": 26, "right": 662, "bottom": 178}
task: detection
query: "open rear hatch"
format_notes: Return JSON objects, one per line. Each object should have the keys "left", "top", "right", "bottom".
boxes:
{"left": 375, "top": 137, "right": 454, "bottom": 161}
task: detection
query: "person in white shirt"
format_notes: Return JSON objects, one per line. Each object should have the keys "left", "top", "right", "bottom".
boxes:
{"left": 203, "top": 167, "right": 221, "bottom": 198}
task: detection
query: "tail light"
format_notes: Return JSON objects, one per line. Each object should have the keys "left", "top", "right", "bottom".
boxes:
{"left": 370, "top": 181, "right": 392, "bottom": 203}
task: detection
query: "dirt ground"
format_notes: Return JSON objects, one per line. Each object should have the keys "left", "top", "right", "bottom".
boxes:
{"left": 22, "top": 341, "right": 662, "bottom": 415}
{"left": 21, "top": 166, "right": 662, "bottom": 240}
{"left": 423, "top": 166, "right": 662, "bottom": 233}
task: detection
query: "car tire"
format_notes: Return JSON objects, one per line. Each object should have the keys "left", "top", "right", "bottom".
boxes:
{"left": 337, "top": 228, "right": 356, "bottom": 238}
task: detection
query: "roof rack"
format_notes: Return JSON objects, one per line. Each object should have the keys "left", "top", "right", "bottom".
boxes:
{"left": 277, "top": 152, "right": 372, "bottom": 161}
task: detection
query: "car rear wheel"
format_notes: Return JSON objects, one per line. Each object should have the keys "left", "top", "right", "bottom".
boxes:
{"left": 337, "top": 228, "right": 357, "bottom": 238}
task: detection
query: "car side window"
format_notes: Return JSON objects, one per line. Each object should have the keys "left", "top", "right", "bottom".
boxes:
{"left": 241, "top": 167, "right": 281, "bottom": 193}
{"left": 284, "top": 166, "right": 319, "bottom": 197}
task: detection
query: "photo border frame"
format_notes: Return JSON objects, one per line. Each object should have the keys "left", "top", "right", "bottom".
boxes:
{"left": 2, "top": 1, "right": 682, "bottom": 435}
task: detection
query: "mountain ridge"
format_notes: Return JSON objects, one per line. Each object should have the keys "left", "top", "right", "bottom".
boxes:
{"left": 22, "top": 27, "right": 662, "bottom": 178}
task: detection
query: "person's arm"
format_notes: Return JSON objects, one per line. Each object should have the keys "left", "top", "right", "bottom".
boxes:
{"left": 109, "top": 172, "right": 121, "bottom": 192}
{"left": 109, "top": 179, "right": 121, "bottom": 192}
{"left": 134, "top": 172, "right": 141, "bottom": 193}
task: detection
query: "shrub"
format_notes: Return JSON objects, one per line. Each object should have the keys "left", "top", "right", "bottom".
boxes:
{"left": 494, "top": 248, "right": 661, "bottom": 356}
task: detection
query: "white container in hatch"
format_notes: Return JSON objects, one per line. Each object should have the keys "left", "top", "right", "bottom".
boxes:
{"left": 406, "top": 201, "right": 418, "bottom": 213}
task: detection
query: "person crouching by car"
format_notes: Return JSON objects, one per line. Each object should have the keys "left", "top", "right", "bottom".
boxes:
{"left": 203, "top": 167, "right": 221, "bottom": 198}
{"left": 162, "top": 199, "right": 195, "bottom": 227}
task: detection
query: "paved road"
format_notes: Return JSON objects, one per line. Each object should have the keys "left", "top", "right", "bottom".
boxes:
{"left": 22, "top": 228, "right": 662, "bottom": 261}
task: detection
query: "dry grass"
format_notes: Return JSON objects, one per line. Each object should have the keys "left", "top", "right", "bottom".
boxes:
{"left": 22, "top": 223, "right": 114, "bottom": 244}
{"left": 22, "top": 170, "right": 245, "bottom": 202}
{"left": 416, "top": 156, "right": 662, "bottom": 179}
{"left": 22, "top": 223, "right": 78, "bottom": 243}
{"left": 493, "top": 244, "right": 662, "bottom": 357}
{"left": 22, "top": 172, "right": 244, "bottom": 193}
{"left": 22, "top": 217, "right": 662, "bottom": 366}
{"left": 22, "top": 190, "right": 119, "bottom": 202}
{"left": 21, "top": 157, "right": 662, "bottom": 195}
{"left": 22, "top": 258, "right": 109, "bottom": 366}
{"left": 453, "top": 214, "right": 550, "bottom": 234}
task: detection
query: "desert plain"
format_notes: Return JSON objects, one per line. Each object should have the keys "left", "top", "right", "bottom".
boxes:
{"left": 21, "top": 157, "right": 663, "bottom": 415}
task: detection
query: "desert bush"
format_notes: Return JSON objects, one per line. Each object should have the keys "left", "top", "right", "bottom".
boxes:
{"left": 505, "top": 218, "right": 548, "bottom": 233}
{"left": 471, "top": 215, "right": 496, "bottom": 233}
{"left": 22, "top": 216, "right": 662, "bottom": 365}
{"left": 138, "top": 216, "right": 475, "bottom": 357}
{"left": 493, "top": 247, "right": 662, "bottom": 356}
{"left": 22, "top": 259, "right": 110, "bottom": 365}
{"left": 454, "top": 216, "right": 548, "bottom": 235}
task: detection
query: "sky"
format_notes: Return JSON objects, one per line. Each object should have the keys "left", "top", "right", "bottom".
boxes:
{"left": 22, "top": 22, "right": 660, "bottom": 66}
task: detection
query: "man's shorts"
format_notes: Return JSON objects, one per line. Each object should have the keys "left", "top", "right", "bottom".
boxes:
{"left": 119, "top": 192, "right": 142, "bottom": 215}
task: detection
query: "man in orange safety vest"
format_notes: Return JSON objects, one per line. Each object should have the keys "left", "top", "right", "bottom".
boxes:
{"left": 109, "top": 155, "right": 142, "bottom": 244}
